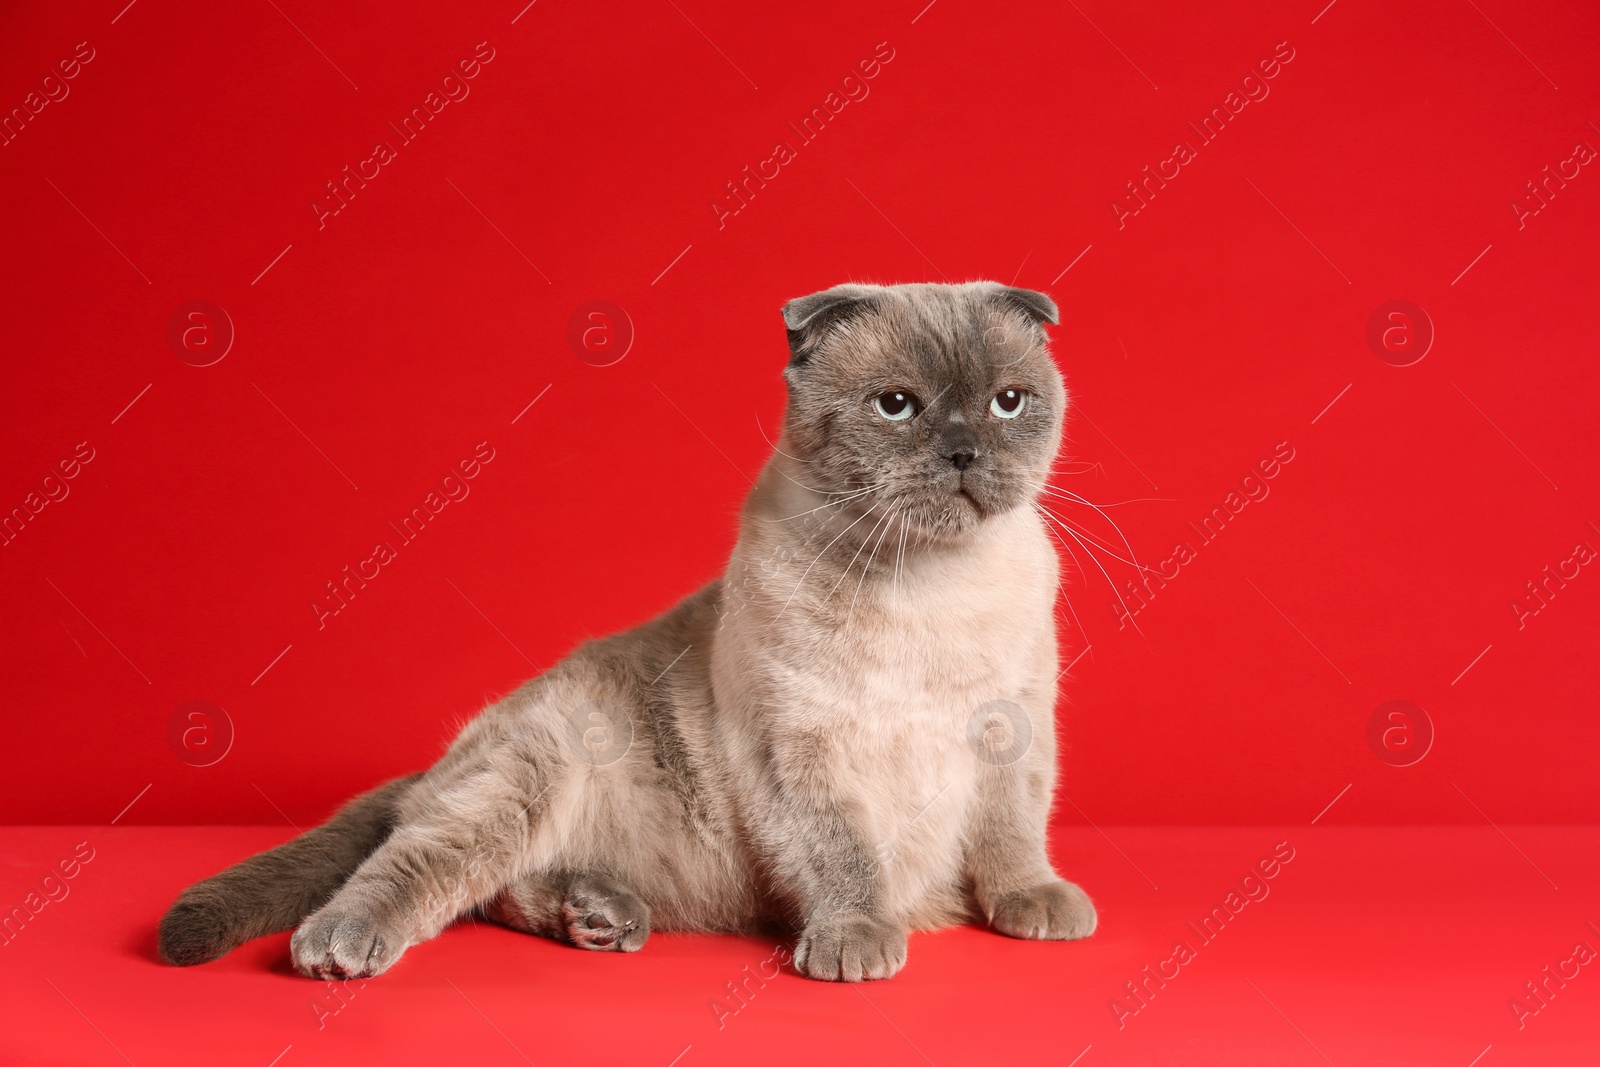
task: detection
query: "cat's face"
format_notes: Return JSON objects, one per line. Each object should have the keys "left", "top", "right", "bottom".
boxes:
{"left": 781, "top": 282, "right": 1066, "bottom": 542}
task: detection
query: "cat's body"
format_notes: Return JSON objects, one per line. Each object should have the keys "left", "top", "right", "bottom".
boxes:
{"left": 158, "top": 281, "right": 1096, "bottom": 981}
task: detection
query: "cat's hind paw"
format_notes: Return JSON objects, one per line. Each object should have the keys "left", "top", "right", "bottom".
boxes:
{"left": 562, "top": 876, "right": 650, "bottom": 952}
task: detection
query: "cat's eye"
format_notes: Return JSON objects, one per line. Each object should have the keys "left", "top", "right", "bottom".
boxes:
{"left": 873, "top": 391, "right": 919, "bottom": 421}
{"left": 990, "top": 389, "right": 1028, "bottom": 419}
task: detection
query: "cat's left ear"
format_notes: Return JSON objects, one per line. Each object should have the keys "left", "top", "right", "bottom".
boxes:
{"left": 781, "top": 284, "right": 881, "bottom": 365}
{"left": 993, "top": 285, "right": 1059, "bottom": 326}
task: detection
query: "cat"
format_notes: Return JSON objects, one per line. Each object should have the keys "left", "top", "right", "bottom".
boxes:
{"left": 157, "top": 279, "right": 1098, "bottom": 982}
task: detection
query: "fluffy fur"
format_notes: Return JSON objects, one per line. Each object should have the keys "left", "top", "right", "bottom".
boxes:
{"left": 158, "top": 280, "right": 1097, "bottom": 982}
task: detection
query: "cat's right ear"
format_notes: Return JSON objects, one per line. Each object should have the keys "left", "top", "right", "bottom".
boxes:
{"left": 781, "top": 284, "right": 880, "bottom": 365}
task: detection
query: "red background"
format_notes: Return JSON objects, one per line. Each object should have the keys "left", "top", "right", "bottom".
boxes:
{"left": 4, "top": 0, "right": 1597, "bottom": 827}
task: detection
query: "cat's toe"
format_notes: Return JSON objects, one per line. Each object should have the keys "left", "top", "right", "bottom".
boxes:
{"left": 291, "top": 905, "right": 408, "bottom": 978}
{"left": 794, "top": 914, "right": 907, "bottom": 981}
{"left": 989, "top": 880, "right": 1097, "bottom": 941}
{"left": 561, "top": 889, "right": 650, "bottom": 952}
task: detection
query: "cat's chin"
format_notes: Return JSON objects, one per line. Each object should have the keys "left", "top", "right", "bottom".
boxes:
{"left": 897, "top": 491, "right": 1015, "bottom": 544}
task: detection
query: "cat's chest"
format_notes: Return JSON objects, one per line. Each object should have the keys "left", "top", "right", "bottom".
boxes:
{"left": 798, "top": 536, "right": 1053, "bottom": 784}
{"left": 819, "top": 527, "right": 1054, "bottom": 703}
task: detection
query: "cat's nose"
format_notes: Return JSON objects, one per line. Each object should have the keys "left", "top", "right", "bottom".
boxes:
{"left": 950, "top": 450, "right": 976, "bottom": 472}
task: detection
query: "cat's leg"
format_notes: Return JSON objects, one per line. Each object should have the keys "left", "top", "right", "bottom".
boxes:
{"left": 963, "top": 694, "right": 1096, "bottom": 941}
{"left": 761, "top": 735, "right": 909, "bottom": 982}
{"left": 480, "top": 870, "right": 566, "bottom": 940}
{"left": 485, "top": 870, "right": 651, "bottom": 952}
{"left": 289, "top": 743, "right": 561, "bottom": 979}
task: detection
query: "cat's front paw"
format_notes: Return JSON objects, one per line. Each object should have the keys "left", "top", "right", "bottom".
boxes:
{"left": 989, "top": 880, "right": 1097, "bottom": 940}
{"left": 291, "top": 902, "right": 410, "bottom": 979}
{"left": 794, "top": 914, "right": 907, "bottom": 981}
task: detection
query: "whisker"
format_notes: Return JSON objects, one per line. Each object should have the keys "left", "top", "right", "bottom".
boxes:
{"left": 1048, "top": 459, "right": 1106, "bottom": 477}
{"left": 753, "top": 411, "right": 806, "bottom": 465}
{"left": 767, "top": 483, "right": 883, "bottom": 522}
{"left": 749, "top": 411, "right": 852, "bottom": 495}
{"left": 1036, "top": 484, "right": 1145, "bottom": 570}
{"left": 819, "top": 509, "right": 895, "bottom": 608}
{"left": 1033, "top": 502, "right": 1144, "bottom": 637}
{"left": 1031, "top": 507, "right": 1095, "bottom": 641}
{"left": 846, "top": 508, "right": 898, "bottom": 627}
{"left": 769, "top": 462, "right": 853, "bottom": 496}
{"left": 1034, "top": 501, "right": 1140, "bottom": 569}
{"left": 892, "top": 513, "right": 908, "bottom": 610}
{"left": 768, "top": 502, "right": 883, "bottom": 626}
{"left": 1038, "top": 485, "right": 1173, "bottom": 508}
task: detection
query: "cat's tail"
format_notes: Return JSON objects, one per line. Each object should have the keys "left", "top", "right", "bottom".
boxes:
{"left": 157, "top": 773, "right": 421, "bottom": 966}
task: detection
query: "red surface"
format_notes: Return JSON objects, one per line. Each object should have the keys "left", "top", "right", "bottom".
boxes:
{"left": 4, "top": 824, "right": 1599, "bottom": 1066}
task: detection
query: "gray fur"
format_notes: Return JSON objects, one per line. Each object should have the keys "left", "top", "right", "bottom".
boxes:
{"left": 156, "top": 773, "right": 419, "bottom": 965}
{"left": 157, "top": 280, "right": 1097, "bottom": 981}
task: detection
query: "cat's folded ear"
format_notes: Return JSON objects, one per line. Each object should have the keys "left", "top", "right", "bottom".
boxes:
{"left": 992, "top": 285, "right": 1059, "bottom": 326}
{"left": 781, "top": 284, "right": 882, "bottom": 364}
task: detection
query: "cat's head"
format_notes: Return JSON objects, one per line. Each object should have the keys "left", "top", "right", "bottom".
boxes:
{"left": 779, "top": 281, "right": 1065, "bottom": 541}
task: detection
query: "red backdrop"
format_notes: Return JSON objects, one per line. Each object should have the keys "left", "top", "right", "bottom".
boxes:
{"left": 2, "top": 0, "right": 1596, "bottom": 828}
